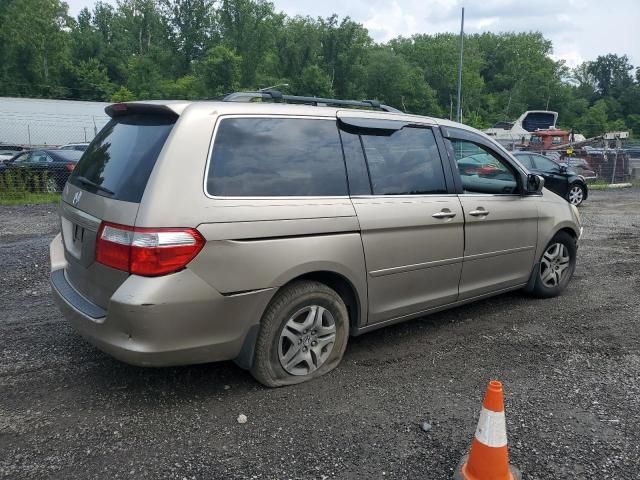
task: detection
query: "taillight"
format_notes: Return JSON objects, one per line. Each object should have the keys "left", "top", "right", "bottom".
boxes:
{"left": 65, "top": 163, "right": 75, "bottom": 172}
{"left": 95, "top": 222, "right": 205, "bottom": 277}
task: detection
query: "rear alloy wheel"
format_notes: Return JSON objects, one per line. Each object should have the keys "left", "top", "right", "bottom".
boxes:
{"left": 46, "top": 177, "right": 59, "bottom": 193}
{"left": 251, "top": 280, "right": 349, "bottom": 387}
{"left": 278, "top": 305, "right": 337, "bottom": 376}
{"left": 529, "top": 231, "right": 577, "bottom": 298}
{"left": 567, "top": 183, "right": 585, "bottom": 206}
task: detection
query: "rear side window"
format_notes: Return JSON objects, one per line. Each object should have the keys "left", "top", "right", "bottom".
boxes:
{"left": 514, "top": 154, "right": 534, "bottom": 169}
{"left": 52, "top": 150, "right": 83, "bottom": 163}
{"left": 532, "top": 155, "right": 558, "bottom": 172}
{"left": 207, "top": 118, "right": 347, "bottom": 197}
{"left": 69, "top": 114, "right": 175, "bottom": 203}
{"left": 360, "top": 127, "right": 446, "bottom": 195}
{"left": 339, "top": 129, "right": 372, "bottom": 195}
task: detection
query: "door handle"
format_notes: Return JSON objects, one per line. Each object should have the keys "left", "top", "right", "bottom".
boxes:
{"left": 469, "top": 208, "right": 490, "bottom": 217}
{"left": 432, "top": 210, "right": 457, "bottom": 219}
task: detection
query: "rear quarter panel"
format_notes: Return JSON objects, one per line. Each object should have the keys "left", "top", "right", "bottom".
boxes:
{"left": 136, "top": 104, "right": 369, "bottom": 325}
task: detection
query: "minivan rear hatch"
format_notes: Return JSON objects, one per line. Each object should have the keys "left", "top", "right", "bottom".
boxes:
{"left": 59, "top": 104, "right": 178, "bottom": 309}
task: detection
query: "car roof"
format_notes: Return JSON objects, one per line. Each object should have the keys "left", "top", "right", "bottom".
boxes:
{"left": 112, "top": 99, "right": 483, "bottom": 135}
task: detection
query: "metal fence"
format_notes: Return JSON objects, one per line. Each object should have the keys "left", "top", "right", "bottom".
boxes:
{"left": 0, "top": 147, "right": 82, "bottom": 200}
{"left": 508, "top": 147, "right": 635, "bottom": 183}
{"left": 1, "top": 122, "right": 101, "bottom": 146}
{"left": 0, "top": 108, "right": 109, "bottom": 200}
{"left": 1, "top": 97, "right": 109, "bottom": 145}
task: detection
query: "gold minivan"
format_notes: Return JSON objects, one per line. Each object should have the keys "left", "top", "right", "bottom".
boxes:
{"left": 50, "top": 92, "right": 582, "bottom": 386}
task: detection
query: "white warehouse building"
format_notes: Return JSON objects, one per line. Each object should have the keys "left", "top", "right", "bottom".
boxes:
{"left": 0, "top": 97, "right": 110, "bottom": 147}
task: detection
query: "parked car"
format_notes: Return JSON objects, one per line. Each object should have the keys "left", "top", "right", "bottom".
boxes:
{"left": 456, "top": 152, "right": 523, "bottom": 187}
{"left": 60, "top": 143, "right": 90, "bottom": 151}
{"left": 0, "top": 144, "right": 28, "bottom": 163}
{"left": 50, "top": 93, "right": 582, "bottom": 387}
{"left": 561, "top": 157, "right": 597, "bottom": 179}
{"left": 457, "top": 153, "right": 507, "bottom": 177}
{"left": 512, "top": 151, "right": 589, "bottom": 206}
{"left": 2, "top": 149, "right": 82, "bottom": 192}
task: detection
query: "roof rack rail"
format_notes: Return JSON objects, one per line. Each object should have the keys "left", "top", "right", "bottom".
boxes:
{"left": 222, "top": 91, "right": 402, "bottom": 113}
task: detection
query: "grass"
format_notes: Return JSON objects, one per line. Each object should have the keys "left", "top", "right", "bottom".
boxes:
{"left": 0, "top": 192, "right": 60, "bottom": 205}
{"left": 588, "top": 183, "right": 634, "bottom": 190}
{"left": 586, "top": 177, "right": 638, "bottom": 190}
{"left": 0, "top": 170, "right": 61, "bottom": 205}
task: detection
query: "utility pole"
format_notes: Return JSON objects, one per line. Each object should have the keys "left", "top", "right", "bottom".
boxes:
{"left": 456, "top": 7, "right": 465, "bottom": 123}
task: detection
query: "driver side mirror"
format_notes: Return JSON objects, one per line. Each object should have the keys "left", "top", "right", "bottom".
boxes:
{"left": 526, "top": 174, "right": 544, "bottom": 194}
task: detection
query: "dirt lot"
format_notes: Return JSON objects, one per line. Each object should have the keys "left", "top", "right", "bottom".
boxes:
{"left": 1, "top": 188, "right": 639, "bottom": 480}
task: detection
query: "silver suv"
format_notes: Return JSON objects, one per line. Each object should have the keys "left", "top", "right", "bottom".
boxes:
{"left": 50, "top": 92, "right": 582, "bottom": 386}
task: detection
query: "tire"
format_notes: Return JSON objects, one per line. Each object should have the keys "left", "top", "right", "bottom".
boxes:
{"left": 250, "top": 280, "right": 349, "bottom": 387}
{"left": 567, "top": 183, "right": 585, "bottom": 206}
{"left": 529, "top": 231, "right": 577, "bottom": 298}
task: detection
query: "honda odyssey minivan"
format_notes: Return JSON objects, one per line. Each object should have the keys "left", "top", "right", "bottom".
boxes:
{"left": 50, "top": 92, "right": 582, "bottom": 386}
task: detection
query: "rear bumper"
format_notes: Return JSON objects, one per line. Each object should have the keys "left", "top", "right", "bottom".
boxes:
{"left": 50, "top": 236, "right": 275, "bottom": 367}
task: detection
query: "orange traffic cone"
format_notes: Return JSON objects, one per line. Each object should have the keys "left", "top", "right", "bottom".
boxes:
{"left": 454, "top": 380, "right": 521, "bottom": 480}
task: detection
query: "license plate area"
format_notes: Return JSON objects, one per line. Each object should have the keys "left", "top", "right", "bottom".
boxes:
{"left": 61, "top": 215, "right": 98, "bottom": 268}
{"left": 72, "top": 223, "right": 85, "bottom": 246}
{"left": 61, "top": 217, "right": 83, "bottom": 260}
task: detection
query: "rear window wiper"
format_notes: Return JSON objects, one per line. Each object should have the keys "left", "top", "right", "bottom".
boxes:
{"left": 74, "top": 176, "right": 115, "bottom": 196}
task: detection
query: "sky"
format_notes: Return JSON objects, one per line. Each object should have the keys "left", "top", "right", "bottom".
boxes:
{"left": 66, "top": 0, "right": 640, "bottom": 68}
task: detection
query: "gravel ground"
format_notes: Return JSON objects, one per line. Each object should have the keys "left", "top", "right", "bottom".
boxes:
{"left": 1, "top": 188, "right": 639, "bottom": 479}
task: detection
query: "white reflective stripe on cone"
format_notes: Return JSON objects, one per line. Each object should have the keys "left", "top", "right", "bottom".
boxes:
{"left": 474, "top": 408, "right": 508, "bottom": 448}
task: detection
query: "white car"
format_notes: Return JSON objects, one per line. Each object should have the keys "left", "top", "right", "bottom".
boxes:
{"left": 59, "top": 143, "right": 90, "bottom": 151}
{"left": 0, "top": 145, "right": 28, "bottom": 163}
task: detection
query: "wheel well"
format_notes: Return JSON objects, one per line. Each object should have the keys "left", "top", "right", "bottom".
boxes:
{"left": 234, "top": 271, "right": 362, "bottom": 371}
{"left": 288, "top": 271, "right": 361, "bottom": 333}
{"left": 554, "top": 227, "right": 578, "bottom": 245}
{"left": 557, "top": 227, "right": 578, "bottom": 242}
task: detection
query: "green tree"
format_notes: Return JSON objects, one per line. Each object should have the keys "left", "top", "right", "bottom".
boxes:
{"left": 362, "top": 47, "right": 441, "bottom": 116}
{"left": 296, "top": 65, "right": 333, "bottom": 97}
{"left": 575, "top": 99, "right": 609, "bottom": 138}
{"left": 124, "top": 55, "right": 166, "bottom": 98}
{"left": 161, "top": 0, "right": 216, "bottom": 73}
{"left": 626, "top": 114, "right": 640, "bottom": 136}
{"left": 587, "top": 54, "right": 634, "bottom": 96}
{"left": 160, "top": 74, "right": 200, "bottom": 99}
{"left": 0, "top": 0, "right": 72, "bottom": 97}
{"left": 571, "top": 62, "right": 598, "bottom": 100}
{"left": 111, "top": 85, "right": 136, "bottom": 102}
{"left": 0, "top": 0, "right": 638, "bottom": 138}
{"left": 195, "top": 45, "right": 242, "bottom": 97}
{"left": 318, "top": 15, "right": 372, "bottom": 98}
{"left": 217, "top": 0, "right": 279, "bottom": 87}
{"left": 67, "top": 58, "right": 115, "bottom": 100}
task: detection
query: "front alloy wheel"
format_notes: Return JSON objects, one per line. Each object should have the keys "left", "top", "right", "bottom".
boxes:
{"left": 528, "top": 231, "right": 577, "bottom": 298}
{"left": 540, "top": 242, "right": 571, "bottom": 288}
{"left": 568, "top": 184, "right": 585, "bottom": 206}
{"left": 46, "top": 177, "right": 59, "bottom": 193}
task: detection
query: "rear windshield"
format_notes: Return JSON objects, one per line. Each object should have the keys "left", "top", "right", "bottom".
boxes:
{"left": 69, "top": 114, "right": 175, "bottom": 202}
{"left": 51, "top": 150, "right": 83, "bottom": 162}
